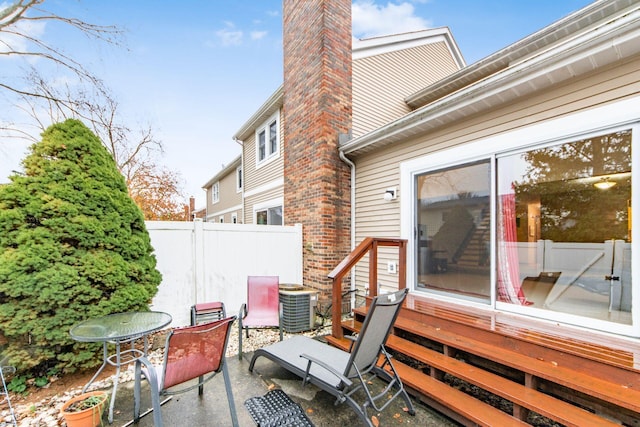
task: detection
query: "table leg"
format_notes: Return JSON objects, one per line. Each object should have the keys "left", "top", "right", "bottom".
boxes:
{"left": 107, "top": 341, "right": 122, "bottom": 423}
{"left": 82, "top": 342, "right": 109, "bottom": 393}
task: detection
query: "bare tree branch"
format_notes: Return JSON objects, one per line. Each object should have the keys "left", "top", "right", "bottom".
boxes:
{"left": 1, "top": 1, "right": 186, "bottom": 220}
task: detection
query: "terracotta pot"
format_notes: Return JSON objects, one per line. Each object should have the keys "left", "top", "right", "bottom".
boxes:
{"left": 60, "top": 391, "right": 108, "bottom": 427}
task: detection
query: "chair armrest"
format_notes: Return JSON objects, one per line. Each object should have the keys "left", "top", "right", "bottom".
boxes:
{"left": 345, "top": 334, "right": 357, "bottom": 352}
{"left": 300, "top": 353, "right": 352, "bottom": 387}
{"left": 135, "top": 356, "right": 161, "bottom": 393}
{"left": 134, "top": 355, "right": 163, "bottom": 426}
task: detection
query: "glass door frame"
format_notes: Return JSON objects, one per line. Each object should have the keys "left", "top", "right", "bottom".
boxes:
{"left": 399, "top": 98, "right": 640, "bottom": 337}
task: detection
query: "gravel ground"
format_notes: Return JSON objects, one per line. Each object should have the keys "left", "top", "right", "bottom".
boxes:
{"left": 5, "top": 320, "right": 333, "bottom": 427}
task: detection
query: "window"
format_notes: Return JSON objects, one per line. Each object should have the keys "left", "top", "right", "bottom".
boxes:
{"left": 404, "top": 125, "right": 635, "bottom": 333}
{"left": 497, "top": 130, "right": 632, "bottom": 324}
{"left": 232, "top": 213, "right": 238, "bottom": 224}
{"left": 256, "top": 206, "right": 283, "bottom": 225}
{"left": 256, "top": 112, "right": 279, "bottom": 165}
{"left": 258, "top": 130, "right": 266, "bottom": 161}
{"left": 219, "top": 216, "right": 224, "bottom": 223}
{"left": 269, "top": 121, "right": 277, "bottom": 154}
{"left": 211, "top": 182, "right": 219, "bottom": 204}
{"left": 415, "top": 160, "right": 491, "bottom": 303}
{"left": 236, "top": 166, "right": 243, "bottom": 192}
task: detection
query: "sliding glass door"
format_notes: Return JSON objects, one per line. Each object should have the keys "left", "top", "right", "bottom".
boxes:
{"left": 412, "top": 129, "right": 632, "bottom": 325}
{"left": 497, "top": 129, "right": 632, "bottom": 324}
{"left": 415, "top": 160, "right": 491, "bottom": 303}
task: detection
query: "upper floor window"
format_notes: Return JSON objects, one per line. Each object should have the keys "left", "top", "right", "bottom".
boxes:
{"left": 256, "top": 111, "right": 279, "bottom": 166}
{"left": 236, "top": 166, "right": 243, "bottom": 192}
{"left": 211, "top": 182, "right": 219, "bottom": 204}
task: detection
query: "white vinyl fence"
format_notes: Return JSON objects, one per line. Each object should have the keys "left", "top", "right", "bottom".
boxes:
{"left": 516, "top": 239, "right": 631, "bottom": 311}
{"left": 145, "top": 221, "right": 303, "bottom": 326}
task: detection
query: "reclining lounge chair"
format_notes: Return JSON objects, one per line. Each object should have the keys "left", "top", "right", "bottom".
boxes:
{"left": 249, "top": 288, "right": 415, "bottom": 426}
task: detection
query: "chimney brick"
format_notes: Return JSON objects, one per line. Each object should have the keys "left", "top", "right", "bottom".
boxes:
{"left": 283, "top": 0, "right": 352, "bottom": 299}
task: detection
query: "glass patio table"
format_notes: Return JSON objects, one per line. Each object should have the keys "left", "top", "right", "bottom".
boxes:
{"left": 70, "top": 311, "right": 172, "bottom": 423}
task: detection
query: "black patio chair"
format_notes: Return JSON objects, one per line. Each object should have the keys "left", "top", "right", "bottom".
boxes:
{"left": 249, "top": 288, "right": 415, "bottom": 426}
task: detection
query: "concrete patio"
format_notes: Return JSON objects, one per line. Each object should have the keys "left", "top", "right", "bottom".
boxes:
{"left": 107, "top": 351, "right": 458, "bottom": 427}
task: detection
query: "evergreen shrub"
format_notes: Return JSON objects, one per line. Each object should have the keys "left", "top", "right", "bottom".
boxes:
{"left": 0, "top": 119, "right": 161, "bottom": 373}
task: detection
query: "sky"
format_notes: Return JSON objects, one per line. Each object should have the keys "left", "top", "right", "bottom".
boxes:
{"left": 0, "top": 0, "right": 594, "bottom": 207}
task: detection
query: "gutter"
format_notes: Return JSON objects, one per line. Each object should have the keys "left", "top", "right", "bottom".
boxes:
{"left": 341, "top": 2, "right": 640, "bottom": 156}
{"left": 233, "top": 85, "right": 284, "bottom": 142}
{"left": 339, "top": 149, "right": 357, "bottom": 309}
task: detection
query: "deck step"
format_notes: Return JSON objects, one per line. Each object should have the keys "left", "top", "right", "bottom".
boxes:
{"left": 327, "top": 334, "right": 527, "bottom": 426}
{"left": 390, "top": 315, "right": 640, "bottom": 415}
{"left": 352, "top": 305, "right": 640, "bottom": 416}
{"left": 334, "top": 315, "right": 636, "bottom": 425}
{"left": 391, "top": 360, "right": 529, "bottom": 427}
{"left": 388, "top": 332, "right": 617, "bottom": 426}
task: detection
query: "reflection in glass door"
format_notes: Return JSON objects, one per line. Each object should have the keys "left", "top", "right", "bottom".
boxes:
{"left": 497, "top": 129, "right": 632, "bottom": 324}
{"left": 415, "top": 160, "right": 491, "bottom": 303}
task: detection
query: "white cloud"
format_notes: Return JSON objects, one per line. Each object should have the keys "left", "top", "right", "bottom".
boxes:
{"left": 216, "top": 22, "right": 243, "bottom": 46}
{"left": 352, "top": 1, "right": 432, "bottom": 39}
{"left": 250, "top": 30, "right": 268, "bottom": 40}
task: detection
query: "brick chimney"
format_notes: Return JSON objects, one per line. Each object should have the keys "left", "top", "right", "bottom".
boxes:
{"left": 282, "top": 0, "right": 352, "bottom": 302}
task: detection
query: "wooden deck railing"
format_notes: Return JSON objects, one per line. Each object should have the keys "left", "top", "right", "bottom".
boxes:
{"left": 328, "top": 237, "right": 407, "bottom": 338}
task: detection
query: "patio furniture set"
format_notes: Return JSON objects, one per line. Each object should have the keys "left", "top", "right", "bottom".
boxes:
{"left": 64, "top": 276, "right": 414, "bottom": 426}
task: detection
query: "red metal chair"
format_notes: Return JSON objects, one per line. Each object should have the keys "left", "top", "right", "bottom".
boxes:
{"left": 133, "top": 316, "right": 238, "bottom": 427}
{"left": 191, "top": 301, "right": 226, "bottom": 325}
{"left": 238, "top": 276, "right": 283, "bottom": 360}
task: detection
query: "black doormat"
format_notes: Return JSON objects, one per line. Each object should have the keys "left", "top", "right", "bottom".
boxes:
{"left": 244, "top": 389, "right": 315, "bottom": 427}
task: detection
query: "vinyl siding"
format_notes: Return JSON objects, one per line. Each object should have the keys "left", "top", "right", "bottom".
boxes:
{"left": 207, "top": 167, "right": 242, "bottom": 223}
{"left": 353, "top": 41, "right": 460, "bottom": 138}
{"left": 244, "top": 187, "right": 284, "bottom": 224}
{"left": 243, "top": 111, "right": 285, "bottom": 223}
{"left": 351, "top": 55, "right": 640, "bottom": 293}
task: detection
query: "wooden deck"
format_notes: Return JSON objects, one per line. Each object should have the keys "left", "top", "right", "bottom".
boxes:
{"left": 327, "top": 293, "right": 640, "bottom": 426}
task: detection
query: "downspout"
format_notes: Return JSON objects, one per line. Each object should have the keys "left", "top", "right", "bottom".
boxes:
{"left": 339, "top": 149, "right": 357, "bottom": 310}
{"left": 233, "top": 137, "right": 245, "bottom": 224}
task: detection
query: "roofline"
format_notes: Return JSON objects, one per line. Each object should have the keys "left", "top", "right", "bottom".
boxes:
{"left": 341, "top": 0, "right": 640, "bottom": 156}
{"left": 233, "top": 85, "right": 284, "bottom": 142}
{"left": 353, "top": 26, "right": 466, "bottom": 68}
{"left": 404, "top": 0, "right": 631, "bottom": 108}
{"left": 202, "top": 154, "right": 242, "bottom": 189}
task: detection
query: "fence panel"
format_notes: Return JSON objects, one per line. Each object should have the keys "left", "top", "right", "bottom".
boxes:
{"left": 146, "top": 221, "right": 303, "bottom": 326}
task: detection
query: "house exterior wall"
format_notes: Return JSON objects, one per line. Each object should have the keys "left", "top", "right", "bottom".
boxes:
{"left": 353, "top": 40, "right": 461, "bottom": 137}
{"left": 242, "top": 115, "right": 284, "bottom": 224}
{"left": 206, "top": 167, "right": 242, "bottom": 223}
{"left": 350, "top": 54, "right": 640, "bottom": 297}
{"left": 243, "top": 186, "right": 283, "bottom": 224}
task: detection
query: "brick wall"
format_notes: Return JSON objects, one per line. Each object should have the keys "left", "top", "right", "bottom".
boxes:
{"left": 282, "top": 0, "right": 352, "bottom": 301}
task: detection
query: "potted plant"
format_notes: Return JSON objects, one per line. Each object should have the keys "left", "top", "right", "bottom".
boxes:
{"left": 60, "top": 391, "right": 108, "bottom": 427}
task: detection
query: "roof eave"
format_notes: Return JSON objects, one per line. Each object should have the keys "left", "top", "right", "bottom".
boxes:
{"left": 405, "top": 0, "right": 635, "bottom": 108}
{"left": 233, "top": 85, "right": 284, "bottom": 142}
{"left": 342, "top": 0, "right": 640, "bottom": 157}
{"left": 201, "top": 154, "right": 242, "bottom": 189}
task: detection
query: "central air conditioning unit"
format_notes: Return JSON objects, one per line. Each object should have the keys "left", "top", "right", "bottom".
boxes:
{"left": 279, "top": 284, "right": 318, "bottom": 333}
